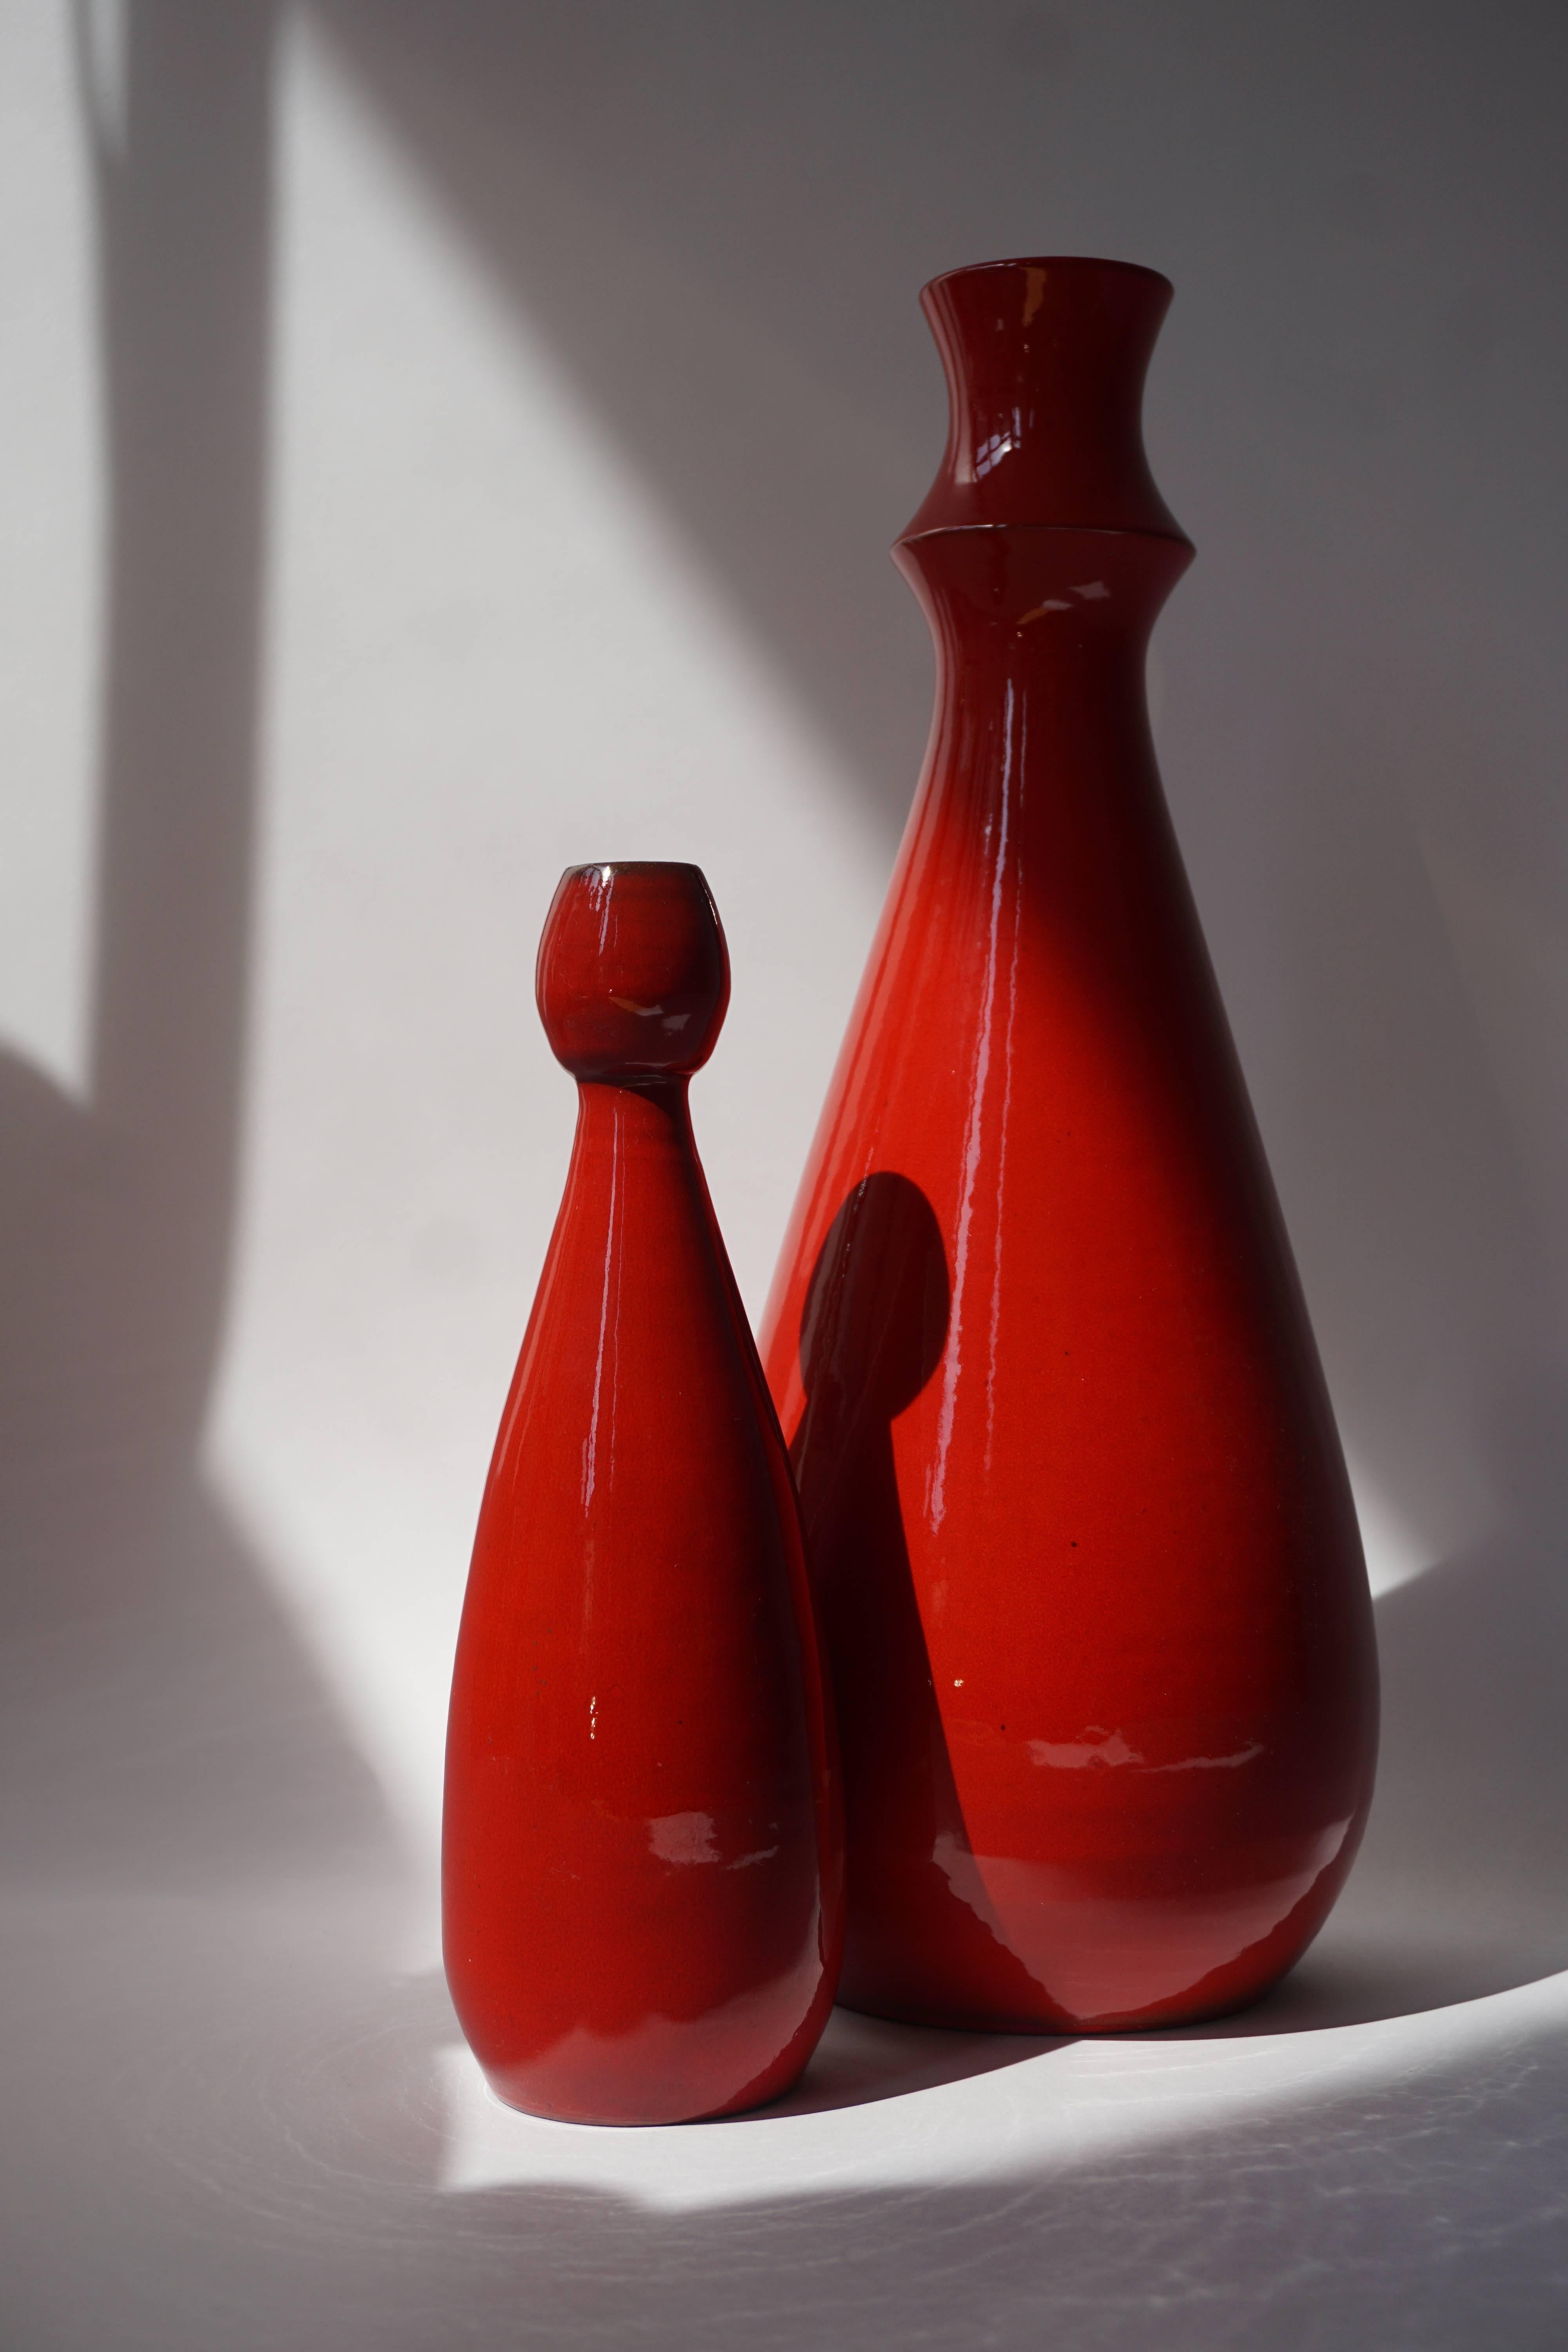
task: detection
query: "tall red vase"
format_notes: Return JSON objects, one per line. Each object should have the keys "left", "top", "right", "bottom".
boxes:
{"left": 759, "top": 258, "right": 1378, "bottom": 2033}
{"left": 445, "top": 863, "right": 842, "bottom": 2122}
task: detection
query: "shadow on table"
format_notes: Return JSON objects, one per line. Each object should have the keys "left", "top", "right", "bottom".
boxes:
{"left": 6, "top": 1891, "right": 1564, "bottom": 2352}
{"left": 9, "top": 1508, "right": 1567, "bottom": 2348}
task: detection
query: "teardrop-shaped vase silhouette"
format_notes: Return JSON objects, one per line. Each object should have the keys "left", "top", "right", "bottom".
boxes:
{"left": 445, "top": 862, "right": 843, "bottom": 2122}
{"left": 761, "top": 259, "right": 1379, "bottom": 2032}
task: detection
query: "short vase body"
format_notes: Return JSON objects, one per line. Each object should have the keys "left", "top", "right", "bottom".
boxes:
{"left": 445, "top": 863, "right": 843, "bottom": 2122}
{"left": 760, "top": 259, "right": 1378, "bottom": 2033}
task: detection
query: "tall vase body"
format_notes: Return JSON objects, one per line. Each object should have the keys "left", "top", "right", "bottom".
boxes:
{"left": 760, "top": 260, "right": 1378, "bottom": 2033}
{"left": 446, "top": 863, "right": 842, "bottom": 2122}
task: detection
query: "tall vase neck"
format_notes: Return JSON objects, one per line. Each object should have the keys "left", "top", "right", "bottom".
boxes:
{"left": 900, "top": 256, "right": 1190, "bottom": 547}
{"left": 892, "top": 261, "right": 1193, "bottom": 834}
{"left": 895, "top": 523, "right": 1191, "bottom": 701}
{"left": 887, "top": 525, "right": 1188, "bottom": 846}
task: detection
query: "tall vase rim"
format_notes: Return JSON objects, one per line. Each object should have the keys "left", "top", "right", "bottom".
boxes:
{"left": 920, "top": 254, "right": 1173, "bottom": 302}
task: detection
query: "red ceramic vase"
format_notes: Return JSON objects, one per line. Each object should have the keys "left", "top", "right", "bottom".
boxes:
{"left": 445, "top": 863, "right": 843, "bottom": 2122}
{"left": 759, "top": 259, "right": 1379, "bottom": 2033}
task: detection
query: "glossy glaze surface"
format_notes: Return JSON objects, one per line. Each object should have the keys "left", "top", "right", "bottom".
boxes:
{"left": 445, "top": 864, "right": 842, "bottom": 2123}
{"left": 760, "top": 260, "right": 1379, "bottom": 2033}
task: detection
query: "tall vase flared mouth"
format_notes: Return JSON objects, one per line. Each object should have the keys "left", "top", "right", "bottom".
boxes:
{"left": 899, "top": 255, "right": 1190, "bottom": 546}
{"left": 922, "top": 253, "right": 1174, "bottom": 304}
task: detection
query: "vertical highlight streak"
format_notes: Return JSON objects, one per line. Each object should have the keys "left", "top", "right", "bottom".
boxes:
{"left": 928, "top": 682, "right": 1016, "bottom": 1531}
{"left": 986, "top": 693, "right": 1026, "bottom": 1478}
{"left": 581, "top": 1104, "right": 622, "bottom": 1512}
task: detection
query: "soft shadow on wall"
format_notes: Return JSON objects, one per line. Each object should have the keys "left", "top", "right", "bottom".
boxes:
{"left": 4, "top": 30, "right": 418, "bottom": 2332}
{"left": 309, "top": 0, "right": 1568, "bottom": 2008}
{"left": 0, "top": 0, "right": 398, "bottom": 1910}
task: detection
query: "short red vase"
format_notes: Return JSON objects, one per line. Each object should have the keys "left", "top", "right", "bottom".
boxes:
{"left": 445, "top": 863, "right": 843, "bottom": 2122}
{"left": 759, "top": 259, "right": 1379, "bottom": 2033}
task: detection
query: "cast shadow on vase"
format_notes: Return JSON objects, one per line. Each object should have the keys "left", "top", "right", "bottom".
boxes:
{"left": 784, "top": 1165, "right": 1372, "bottom": 2040}
{"left": 790, "top": 1171, "right": 1049, "bottom": 2027}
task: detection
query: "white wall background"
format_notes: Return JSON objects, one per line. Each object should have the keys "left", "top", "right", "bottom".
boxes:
{"left": 4, "top": 5, "right": 1566, "bottom": 2346}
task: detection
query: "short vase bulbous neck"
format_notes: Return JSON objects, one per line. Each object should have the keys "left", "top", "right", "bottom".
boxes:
{"left": 898, "top": 255, "right": 1191, "bottom": 548}
{"left": 537, "top": 862, "right": 731, "bottom": 1085}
